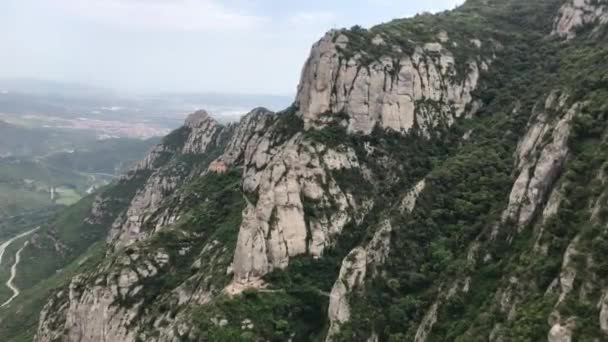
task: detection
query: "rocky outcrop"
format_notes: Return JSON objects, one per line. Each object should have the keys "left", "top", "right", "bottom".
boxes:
{"left": 229, "top": 134, "right": 361, "bottom": 288}
{"left": 109, "top": 172, "right": 182, "bottom": 248}
{"left": 400, "top": 179, "right": 426, "bottom": 213}
{"left": 132, "top": 143, "right": 174, "bottom": 172}
{"left": 110, "top": 111, "right": 225, "bottom": 249}
{"left": 414, "top": 278, "right": 472, "bottom": 342}
{"left": 326, "top": 247, "right": 367, "bottom": 340}
{"left": 36, "top": 250, "right": 170, "bottom": 342}
{"left": 213, "top": 107, "right": 274, "bottom": 168}
{"left": 548, "top": 320, "right": 575, "bottom": 342}
{"left": 501, "top": 93, "right": 579, "bottom": 231}
{"left": 553, "top": 0, "right": 608, "bottom": 39}
{"left": 36, "top": 110, "right": 235, "bottom": 341}
{"left": 544, "top": 236, "right": 581, "bottom": 342}
{"left": 182, "top": 110, "right": 224, "bottom": 154}
{"left": 295, "top": 30, "right": 485, "bottom": 135}
{"left": 326, "top": 220, "right": 392, "bottom": 341}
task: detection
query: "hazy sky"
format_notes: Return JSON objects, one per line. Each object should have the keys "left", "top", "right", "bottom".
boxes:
{"left": 1, "top": 0, "right": 462, "bottom": 95}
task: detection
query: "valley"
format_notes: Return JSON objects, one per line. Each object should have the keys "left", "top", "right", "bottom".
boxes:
{"left": 0, "top": 227, "right": 39, "bottom": 307}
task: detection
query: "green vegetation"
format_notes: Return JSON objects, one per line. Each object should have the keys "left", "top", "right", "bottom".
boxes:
{"left": 0, "top": 164, "right": 152, "bottom": 341}
{"left": 0, "top": 242, "right": 106, "bottom": 342}
{"left": 4, "top": 0, "right": 608, "bottom": 341}
{"left": 144, "top": 170, "right": 246, "bottom": 294}
{"left": 44, "top": 137, "right": 159, "bottom": 174}
{"left": 192, "top": 289, "right": 327, "bottom": 342}
{"left": 0, "top": 121, "right": 96, "bottom": 158}
{"left": 0, "top": 134, "right": 156, "bottom": 218}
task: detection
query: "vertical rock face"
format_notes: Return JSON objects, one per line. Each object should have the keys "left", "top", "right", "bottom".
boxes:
{"left": 213, "top": 107, "right": 274, "bottom": 168}
{"left": 400, "top": 179, "right": 426, "bottom": 213}
{"left": 501, "top": 93, "right": 579, "bottom": 230}
{"left": 229, "top": 134, "right": 361, "bottom": 287}
{"left": 326, "top": 220, "right": 392, "bottom": 341}
{"left": 295, "top": 30, "right": 484, "bottom": 135}
{"left": 553, "top": 0, "right": 608, "bottom": 39}
{"left": 326, "top": 247, "right": 368, "bottom": 340}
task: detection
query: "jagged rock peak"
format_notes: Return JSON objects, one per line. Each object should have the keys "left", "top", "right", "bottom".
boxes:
{"left": 184, "top": 109, "right": 216, "bottom": 128}
{"left": 248, "top": 107, "right": 274, "bottom": 116}
{"left": 553, "top": 0, "right": 608, "bottom": 39}
{"left": 212, "top": 107, "right": 274, "bottom": 168}
{"left": 182, "top": 110, "right": 224, "bottom": 155}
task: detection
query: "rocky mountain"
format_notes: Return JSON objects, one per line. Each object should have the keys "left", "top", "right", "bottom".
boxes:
{"left": 2, "top": 0, "right": 608, "bottom": 341}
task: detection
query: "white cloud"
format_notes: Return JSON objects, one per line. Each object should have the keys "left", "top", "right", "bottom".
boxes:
{"left": 53, "top": 0, "right": 266, "bottom": 31}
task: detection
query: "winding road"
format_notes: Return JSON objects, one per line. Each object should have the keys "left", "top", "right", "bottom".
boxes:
{"left": 0, "top": 227, "right": 40, "bottom": 307}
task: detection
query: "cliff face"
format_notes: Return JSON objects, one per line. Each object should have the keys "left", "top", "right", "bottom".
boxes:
{"left": 553, "top": 0, "right": 608, "bottom": 38}
{"left": 110, "top": 110, "right": 227, "bottom": 249}
{"left": 295, "top": 30, "right": 487, "bottom": 135}
{"left": 27, "top": 0, "right": 608, "bottom": 341}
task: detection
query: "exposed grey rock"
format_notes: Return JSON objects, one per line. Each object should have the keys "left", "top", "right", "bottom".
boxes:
{"left": 295, "top": 30, "right": 483, "bottom": 135}
{"left": 415, "top": 277, "right": 473, "bottom": 342}
{"left": 110, "top": 110, "right": 225, "bottom": 249}
{"left": 36, "top": 110, "right": 228, "bottom": 342}
{"left": 400, "top": 179, "right": 426, "bottom": 213}
{"left": 326, "top": 247, "right": 367, "bottom": 341}
{"left": 133, "top": 143, "right": 174, "bottom": 172}
{"left": 470, "top": 38, "right": 482, "bottom": 48}
{"left": 501, "top": 95, "right": 580, "bottom": 231}
{"left": 326, "top": 220, "right": 392, "bottom": 340}
{"left": 534, "top": 185, "right": 564, "bottom": 254}
{"left": 229, "top": 134, "right": 361, "bottom": 290}
{"left": 553, "top": 0, "right": 608, "bottom": 39}
{"left": 213, "top": 107, "right": 274, "bottom": 168}
{"left": 548, "top": 320, "right": 575, "bottom": 342}
{"left": 85, "top": 194, "right": 110, "bottom": 225}
{"left": 110, "top": 171, "right": 182, "bottom": 248}
{"left": 35, "top": 248, "right": 171, "bottom": 342}
{"left": 415, "top": 302, "right": 440, "bottom": 342}
{"left": 182, "top": 110, "right": 223, "bottom": 154}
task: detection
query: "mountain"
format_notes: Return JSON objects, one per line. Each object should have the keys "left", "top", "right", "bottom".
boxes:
{"left": 0, "top": 79, "right": 292, "bottom": 129}
{"left": 1, "top": 0, "right": 608, "bottom": 341}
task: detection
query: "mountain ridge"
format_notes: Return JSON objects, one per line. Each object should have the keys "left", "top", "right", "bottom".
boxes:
{"left": 2, "top": 0, "right": 608, "bottom": 341}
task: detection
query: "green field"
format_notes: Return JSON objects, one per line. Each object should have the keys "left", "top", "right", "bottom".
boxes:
{"left": 54, "top": 187, "right": 82, "bottom": 206}
{"left": 0, "top": 184, "right": 51, "bottom": 218}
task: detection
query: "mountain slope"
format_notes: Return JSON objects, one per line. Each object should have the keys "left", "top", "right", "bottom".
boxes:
{"left": 2, "top": 0, "right": 607, "bottom": 341}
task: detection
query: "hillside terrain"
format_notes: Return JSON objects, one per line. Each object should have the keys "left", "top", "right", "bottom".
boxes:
{"left": 0, "top": 135, "right": 159, "bottom": 218}
{"left": 1, "top": 0, "right": 608, "bottom": 341}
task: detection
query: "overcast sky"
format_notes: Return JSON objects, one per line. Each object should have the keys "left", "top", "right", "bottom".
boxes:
{"left": 1, "top": 0, "right": 462, "bottom": 95}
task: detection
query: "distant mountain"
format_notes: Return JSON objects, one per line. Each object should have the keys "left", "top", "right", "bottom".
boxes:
{"left": 0, "top": 78, "right": 292, "bottom": 125}
{"left": 0, "top": 121, "right": 95, "bottom": 157}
